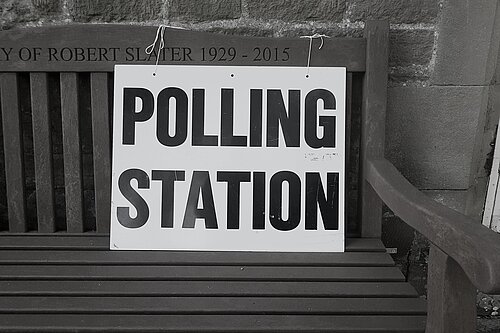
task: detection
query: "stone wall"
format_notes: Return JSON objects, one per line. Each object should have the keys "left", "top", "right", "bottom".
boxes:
{"left": 2, "top": 0, "right": 500, "bottom": 300}
{"left": 1, "top": 0, "right": 440, "bottom": 87}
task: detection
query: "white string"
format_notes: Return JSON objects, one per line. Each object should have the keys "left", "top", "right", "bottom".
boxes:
{"left": 145, "top": 25, "right": 168, "bottom": 76}
{"left": 300, "top": 33, "right": 330, "bottom": 77}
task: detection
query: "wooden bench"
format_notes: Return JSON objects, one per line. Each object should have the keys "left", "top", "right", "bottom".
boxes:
{"left": 0, "top": 21, "right": 498, "bottom": 332}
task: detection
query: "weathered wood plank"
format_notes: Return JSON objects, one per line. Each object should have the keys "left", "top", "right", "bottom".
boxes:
{"left": 0, "top": 235, "right": 108, "bottom": 250}
{"left": 426, "top": 246, "right": 476, "bottom": 333}
{"left": 90, "top": 73, "right": 111, "bottom": 233}
{"left": 0, "top": 250, "right": 394, "bottom": 266}
{"left": 0, "top": 280, "right": 419, "bottom": 297}
{"left": 345, "top": 72, "right": 353, "bottom": 228}
{"left": 0, "top": 296, "right": 426, "bottom": 315}
{"left": 0, "top": 265, "right": 406, "bottom": 281}
{"left": 30, "top": 73, "right": 56, "bottom": 232}
{"left": 345, "top": 72, "right": 353, "bottom": 172}
{"left": 0, "top": 25, "right": 366, "bottom": 72}
{"left": 0, "top": 314, "right": 427, "bottom": 332}
{"left": 0, "top": 236, "right": 386, "bottom": 252}
{"left": 60, "top": 73, "right": 84, "bottom": 232}
{"left": 360, "top": 21, "right": 389, "bottom": 238}
{"left": 346, "top": 237, "right": 385, "bottom": 252}
{"left": 0, "top": 73, "right": 26, "bottom": 232}
{"left": 367, "top": 158, "right": 500, "bottom": 294}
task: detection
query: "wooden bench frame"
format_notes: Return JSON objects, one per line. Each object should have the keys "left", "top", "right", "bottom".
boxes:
{"left": 0, "top": 20, "right": 499, "bottom": 332}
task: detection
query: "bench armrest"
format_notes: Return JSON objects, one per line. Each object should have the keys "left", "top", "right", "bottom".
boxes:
{"left": 366, "top": 158, "right": 500, "bottom": 293}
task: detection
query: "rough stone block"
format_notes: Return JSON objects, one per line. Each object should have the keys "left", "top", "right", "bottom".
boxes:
{"left": 389, "top": 65, "right": 431, "bottom": 85}
{"left": 423, "top": 190, "right": 468, "bottom": 213}
{"left": 205, "top": 26, "right": 274, "bottom": 37}
{"left": 346, "top": 0, "right": 438, "bottom": 24}
{"left": 167, "top": 0, "right": 241, "bottom": 22}
{"left": 432, "top": 0, "right": 500, "bottom": 85}
{"left": 496, "top": 51, "right": 500, "bottom": 84}
{"left": 0, "top": 0, "right": 34, "bottom": 29}
{"left": 477, "top": 318, "right": 500, "bottom": 333}
{"left": 464, "top": 85, "right": 500, "bottom": 220}
{"left": 69, "top": 0, "right": 163, "bottom": 21}
{"left": 31, "top": 0, "right": 60, "bottom": 14}
{"left": 386, "top": 86, "right": 488, "bottom": 189}
{"left": 278, "top": 26, "right": 362, "bottom": 38}
{"left": 246, "top": 0, "right": 346, "bottom": 22}
{"left": 389, "top": 29, "right": 434, "bottom": 67}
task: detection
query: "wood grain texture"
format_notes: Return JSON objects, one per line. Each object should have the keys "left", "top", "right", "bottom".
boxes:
{"left": 0, "top": 73, "right": 26, "bottom": 232}
{"left": 0, "top": 236, "right": 386, "bottom": 252}
{"left": 345, "top": 72, "right": 352, "bottom": 227}
{"left": 366, "top": 158, "right": 500, "bottom": 293}
{"left": 0, "top": 250, "right": 394, "bottom": 266}
{"left": 426, "top": 246, "right": 476, "bottom": 333}
{"left": 0, "top": 314, "right": 426, "bottom": 332}
{"left": 0, "top": 25, "right": 366, "bottom": 72}
{"left": 344, "top": 237, "right": 385, "bottom": 252}
{"left": 0, "top": 265, "right": 406, "bottom": 281}
{"left": 360, "top": 21, "right": 389, "bottom": 238}
{"left": 90, "top": 73, "right": 111, "bottom": 233}
{"left": 0, "top": 280, "right": 418, "bottom": 297}
{"left": 60, "top": 73, "right": 84, "bottom": 232}
{"left": 0, "top": 296, "right": 426, "bottom": 315}
{"left": 30, "top": 73, "right": 56, "bottom": 232}
{"left": 345, "top": 72, "right": 353, "bottom": 173}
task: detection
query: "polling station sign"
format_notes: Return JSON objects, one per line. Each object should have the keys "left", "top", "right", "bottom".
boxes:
{"left": 110, "top": 65, "right": 346, "bottom": 252}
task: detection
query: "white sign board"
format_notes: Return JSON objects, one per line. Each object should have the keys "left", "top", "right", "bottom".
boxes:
{"left": 110, "top": 65, "right": 345, "bottom": 252}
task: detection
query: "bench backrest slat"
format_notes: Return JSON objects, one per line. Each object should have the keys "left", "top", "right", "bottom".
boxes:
{"left": 0, "top": 25, "right": 366, "bottom": 73}
{"left": 60, "top": 73, "right": 85, "bottom": 233}
{"left": 344, "top": 73, "right": 353, "bottom": 225}
{"left": 90, "top": 73, "right": 111, "bottom": 234}
{"left": 0, "top": 73, "right": 27, "bottom": 232}
{"left": 30, "top": 72, "right": 56, "bottom": 232}
{"left": 345, "top": 72, "right": 353, "bottom": 183}
{"left": 360, "top": 21, "right": 389, "bottom": 238}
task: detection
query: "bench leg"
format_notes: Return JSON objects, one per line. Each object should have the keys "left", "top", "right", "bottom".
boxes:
{"left": 426, "top": 245, "right": 476, "bottom": 333}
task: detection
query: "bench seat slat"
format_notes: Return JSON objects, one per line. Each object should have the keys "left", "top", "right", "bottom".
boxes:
{"left": 0, "top": 314, "right": 426, "bottom": 332}
{"left": 0, "top": 296, "right": 426, "bottom": 315}
{"left": 0, "top": 250, "right": 393, "bottom": 266}
{"left": 345, "top": 237, "right": 385, "bottom": 252}
{"left": 0, "top": 236, "right": 387, "bottom": 252}
{"left": 30, "top": 73, "right": 56, "bottom": 232}
{"left": 0, "top": 280, "right": 418, "bottom": 297}
{"left": 0, "top": 265, "right": 406, "bottom": 281}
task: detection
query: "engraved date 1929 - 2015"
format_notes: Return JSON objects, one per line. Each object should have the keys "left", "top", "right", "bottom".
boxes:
{"left": 200, "top": 47, "right": 290, "bottom": 62}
